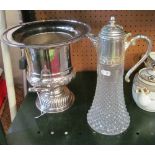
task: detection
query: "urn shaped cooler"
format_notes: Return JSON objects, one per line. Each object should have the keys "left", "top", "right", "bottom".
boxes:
{"left": 2, "top": 20, "right": 90, "bottom": 116}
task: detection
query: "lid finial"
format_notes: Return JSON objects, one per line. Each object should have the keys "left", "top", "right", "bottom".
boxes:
{"left": 109, "top": 16, "right": 116, "bottom": 26}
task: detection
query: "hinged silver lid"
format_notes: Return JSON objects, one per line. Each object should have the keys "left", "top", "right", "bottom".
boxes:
{"left": 99, "top": 16, "right": 125, "bottom": 39}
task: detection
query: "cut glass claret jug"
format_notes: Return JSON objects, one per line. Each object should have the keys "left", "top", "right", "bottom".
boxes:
{"left": 2, "top": 20, "right": 90, "bottom": 117}
{"left": 87, "top": 16, "right": 152, "bottom": 135}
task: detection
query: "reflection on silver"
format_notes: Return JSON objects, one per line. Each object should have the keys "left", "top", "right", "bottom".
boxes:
{"left": 25, "top": 46, "right": 73, "bottom": 87}
{"left": 2, "top": 20, "right": 90, "bottom": 114}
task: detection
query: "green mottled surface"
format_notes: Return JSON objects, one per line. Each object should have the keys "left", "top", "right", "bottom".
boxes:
{"left": 6, "top": 72, "right": 155, "bottom": 145}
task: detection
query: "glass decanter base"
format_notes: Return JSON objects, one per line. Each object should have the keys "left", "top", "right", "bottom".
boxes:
{"left": 87, "top": 74, "right": 130, "bottom": 135}
{"left": 87, "top": 108, "right": 130, "bottom": 135}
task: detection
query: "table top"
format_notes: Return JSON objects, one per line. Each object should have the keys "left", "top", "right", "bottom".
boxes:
{"left": 6, "top": 71, "right": 155, "bottom": 144}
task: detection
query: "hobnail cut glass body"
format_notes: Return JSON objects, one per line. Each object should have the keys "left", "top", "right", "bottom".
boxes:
{"left": 87, "top": 64, "right": 130, "bottom": 135}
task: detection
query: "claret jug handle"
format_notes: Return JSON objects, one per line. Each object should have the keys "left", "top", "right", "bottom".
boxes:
{"left": 125, "top": 34, "right": 152, "bottom": 82}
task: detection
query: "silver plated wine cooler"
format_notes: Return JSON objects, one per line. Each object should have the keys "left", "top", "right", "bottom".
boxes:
{"left": 2, "top": 20, "right": 90, "bottom": 115}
